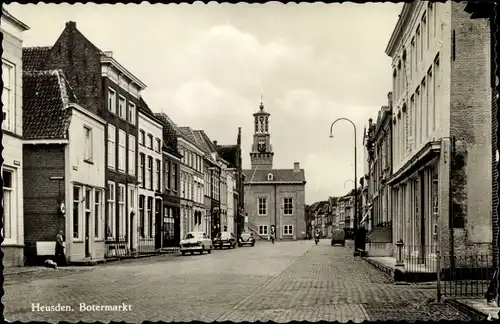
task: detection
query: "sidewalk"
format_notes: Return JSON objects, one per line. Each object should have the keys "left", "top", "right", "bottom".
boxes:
{"left": 363, "top": 256, "right": 436, "bottom": 282}
{"left": 446, "top": 298, "right": 500, "bottom": 321}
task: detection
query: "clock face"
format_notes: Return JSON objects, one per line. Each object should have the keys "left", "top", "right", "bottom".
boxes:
{"left": 258, "top": 140, "right": 266, "bottom": 152}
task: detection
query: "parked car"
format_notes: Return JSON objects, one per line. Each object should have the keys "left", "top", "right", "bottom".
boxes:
{"left": 238, "top": 232, "right": 255, "bottom": 247}
{"left": 180, "top": 232, "right": 212, "bottom": 255}
{"left": 213, "top": 231, "right": 236, "bottom": 249}
{"left": 331, "top": 229, "right": 346, "bottom": 246}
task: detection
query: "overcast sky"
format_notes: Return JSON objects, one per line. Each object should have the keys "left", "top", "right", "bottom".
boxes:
{"left": 7, "top": 2, "right": 402, "bottom": 204}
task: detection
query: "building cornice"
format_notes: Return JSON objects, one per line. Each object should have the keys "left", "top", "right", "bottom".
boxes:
{"left": 100, "top": 55, "right": 147, "bottom": 91}
{"left": 24, "top": 139, "right": 69, "bottom": 145}
{"left": 1, "top": 8, "right": 30, "bottom": 31}
{"left": 139, "top": 110, "right": 163, "bottom": 131}
{"left": 385, "top": 2, "right": 420, "bottom": 57}
{"left": 177, "top": 137, "right": 204, "bottom": 155}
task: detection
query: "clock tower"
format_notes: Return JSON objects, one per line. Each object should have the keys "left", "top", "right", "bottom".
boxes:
{"left": 250, "top": 100, "right": 274, "bottom": 170}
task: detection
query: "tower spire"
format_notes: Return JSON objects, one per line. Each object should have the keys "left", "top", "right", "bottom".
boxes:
{"left": 260, "top": 94, "right": 264, "bottom": 110}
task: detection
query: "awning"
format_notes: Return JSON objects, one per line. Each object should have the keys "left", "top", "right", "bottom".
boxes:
{"left": 360, "top": 205, "right": 373, "bottom": 224}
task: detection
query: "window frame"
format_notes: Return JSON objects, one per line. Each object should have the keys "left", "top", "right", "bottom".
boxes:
{"left": 108, "top": 88, "right": 116, "bottom": 114}
{"left": 2, "top": 61, "right": 15, "bottom": 132}
{"left": 258, "top": 197, "right": 267, "bottom": 216}
{"left": 283, "top": 197, "right": 294, "bottom": 215}
{"left": 73, "top": 186, "right": 82, "bottom": 240}
{"left": 84, "top": 126, "right": 93, "bottom": 163}
{"left": 139, "top": 195, "right": 145, "bottom": 238}
{"left": 107, "top": 124, "right": 116, "bottom": 169}
{"left": 94, "top": 189, "right": 103, "bottom": 239}
{"left": 283, "top": 225, "right": 294, "bottom": 236}
{"left": 258, "top": 225, "right": 268, "bottom": 235}
{"left": 147, "top": 156, "right": 153, "bottom": 190}
{"left": 156, "top": 159, "right": 161, "bottom": 192}
{"left": 118, "top": 95, "right": 127, "bottom": 120}
{"left": 166, "top": 160, "right": 171, "bottom": 190}
{"left": 139, "top": 129, "right": 145, "bottom": 146}
{"left": 128, "top": 135, "right": 136, "bottom": 175}
{"left": 128, "top": 102, "right": 136, "bottom": 125}
{"left": 118, "top": 130, "right": 126, "bottom": 172}
{"left": 2, "top": 169, "right": 13, "bottom": 239}
{"left": 106, "top": 181, "right": 116, "bottom": 240}
{"left": 139, "top": 153, "right": 145, "bottom": 188}
{"left": 148, "top": 134, "right": 153, "bottom": 150}
{"left": 173, "top": 164, "right": 177, "bottom": 191}
{"left": 118, "top": 184, "right": 126, "bottom": 240}
{"left": 147, "top": 197, "right": 153, "bottom": 238}
{"left": 156, "top": 138, "right": 162, "bottom": 153}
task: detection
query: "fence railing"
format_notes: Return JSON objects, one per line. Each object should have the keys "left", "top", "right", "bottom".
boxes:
{"left": 137, "top": 237, "right": 156, "bottom": 254}
{"left": 105, "top": 238, "right": 130, "bottom": 258}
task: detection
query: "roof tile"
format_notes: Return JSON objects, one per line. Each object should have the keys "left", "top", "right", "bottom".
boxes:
{"left": 242, "top": 168, "right": 306, "bottom": 183}
{"left": 22, "top": 46, "right": 51, "bottom": 71}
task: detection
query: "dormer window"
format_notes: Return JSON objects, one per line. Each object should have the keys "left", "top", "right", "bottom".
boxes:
{"left": 267, "top": 173, "right": 274, "bottom": 181}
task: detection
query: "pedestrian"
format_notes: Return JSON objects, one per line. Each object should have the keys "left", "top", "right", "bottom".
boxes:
{"left": 270, "top": 226, "right": 275, "bottom": 244}
{"left": 55, "top": 229, "right": 66, "bottom": 266}
{"left": 485, "top": 268, "right": 498, "bottom": 304}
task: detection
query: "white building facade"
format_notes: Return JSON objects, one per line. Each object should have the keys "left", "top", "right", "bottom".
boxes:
{"left": 386, "top": 1, "right": 493, "bottom": 258}
{"left": 178, "top": 137, "right": 205, "bottom": 239}
{"left": 1, "top": 9, "right": 29, "bottom": 266}
{"left": 137, "top": 111, "right": 163, "bottom": 252}
{"left": 66, "top": 105, "right": 107, "bottom": 261}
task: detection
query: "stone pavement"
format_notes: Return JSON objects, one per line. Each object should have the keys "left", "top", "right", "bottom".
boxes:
{"left": 4, "top": 239, "right": 470, "bottom": 323}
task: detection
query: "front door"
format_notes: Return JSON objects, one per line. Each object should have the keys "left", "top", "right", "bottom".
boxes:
{"left": 85, "top": 211, "right": 91, "bottom": 257}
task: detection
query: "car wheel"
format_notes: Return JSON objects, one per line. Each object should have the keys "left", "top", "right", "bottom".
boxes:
{"left": 251, "top": 243, "right": 255, "bottom": 247}
{"left": 190, "top": 251, "right": 194, "bottom": 255}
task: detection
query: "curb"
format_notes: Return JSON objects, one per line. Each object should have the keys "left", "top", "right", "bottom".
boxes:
{"left": 363, "top": 257, "right": 395, "bottom": 278}
{"left": 444, "top": 299, "right": 489, "bottom": 321}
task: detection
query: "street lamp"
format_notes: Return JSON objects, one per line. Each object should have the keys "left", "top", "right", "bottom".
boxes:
{"left": 329, "top": 118, "right": 359, "bottom": 256}
{"left": 344, "top": 179, "right": 355, "bottom": 189}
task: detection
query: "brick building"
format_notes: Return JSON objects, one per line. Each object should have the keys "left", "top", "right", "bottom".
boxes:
{"left": 23, "top": 22, "right": 147, "bottom": 258}
{"left": 385, "top": 1, "right": 493, "bottom": 262}
{"left": 243, "top": 101, "right": 307, "bottom": 240}
{"left": 155, "top": 113, "right": 182, "bottom": 248}
{"left": 22, "top": 69, "right": 106, "bottom": 264}
{"left": 1, "top": 8, "right": 29, "bottom": 266}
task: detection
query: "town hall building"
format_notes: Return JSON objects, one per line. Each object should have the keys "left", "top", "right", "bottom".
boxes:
{"left": 242, "top": 101, "right": 307, "bottom": 240}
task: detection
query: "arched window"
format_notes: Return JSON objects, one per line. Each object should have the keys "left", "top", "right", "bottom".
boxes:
{"left": 267, "top": 173, "right": 274, "bottom": 181}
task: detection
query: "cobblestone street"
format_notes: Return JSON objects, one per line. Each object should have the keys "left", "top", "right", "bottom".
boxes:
{"left": 4, "top": 240, "right": 470, "bottom": 322}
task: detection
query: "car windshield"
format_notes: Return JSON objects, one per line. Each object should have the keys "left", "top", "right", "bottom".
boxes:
{"left": 241, "top": 233, "right": 251, "bottom": 238}
{"left": 218, "top": 232, "right": 231, "bottom": 239}
{"left": 185, "top": 233, "right": 202, "bottom": 240}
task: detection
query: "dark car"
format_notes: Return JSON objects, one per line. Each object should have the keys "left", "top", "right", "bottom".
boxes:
{"left": 331, "top": 229, "right": 346, "bottom": 246}
{"left": 213, "top": 231, "right": 236, "bottom": 249}
{"left": 238, "top": 232, "right": 255, "bottom": 247}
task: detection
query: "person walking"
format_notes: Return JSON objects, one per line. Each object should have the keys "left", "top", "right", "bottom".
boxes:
{"left": 270, "top": 225, "right": 275, "bottom": 244}
{"left": 55, "top": 229, "right": 66, "bottom": 266}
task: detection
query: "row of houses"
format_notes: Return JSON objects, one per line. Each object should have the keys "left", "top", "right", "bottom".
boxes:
{"left": 359, "top": 1, "right": 497, "bottom": 272}
{"left": 1, "top": 10, "right": 245, "bottom": 267}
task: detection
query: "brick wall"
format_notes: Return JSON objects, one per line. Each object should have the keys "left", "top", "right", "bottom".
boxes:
{"left": 449, "top": 2, "right": 492, "bottom": 254}
{"left": 23, "top": 144, "right": 66, "bottom": 264}
{"left": 45, "top": 21, "right": 104, "bottom": 117}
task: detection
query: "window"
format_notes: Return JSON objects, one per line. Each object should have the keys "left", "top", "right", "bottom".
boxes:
{"left": 118, "top": 184, "right": 126, "bottom": 239}
{"left": 107, "top": 125, "right": 116, "bottom": 169}
{"left": 95, "top": 190, "right": 102, "bottom": 239}
{"left": 410, "top": 95, "right": 415, "bottom": 146}
{"left": 433, "top": 55, "right": 440, "bottom": 131}
{"left": 84, "top": 187, "right": 91, "bottom": 243}
{"left": 148, "top": 156, "right": 153, "bottom": 190}
{"left": 283, "top": 225, "right": 293, "bottom": 235}
{"left": 2, "top": 170, "right": 13, "bottom": 239}
{"left": 411, "top": 37, "right": 416, "bottom": 73}
{"left": 415, "top": 87, "right": 420, "bottom": 146}
{"left": 139, "top": 195, "right": 145, "bottom": 238}
{"left": 258, "top": 225, "right": 268, "bottom": 235}
{"left": 268, "top": 173, "right": 273, "bottom": 181}
{"left": 118, "top": 95, "right": 126, "bottom": 119}
{"left": 156, "top": 138, "right": 162, "bottom": 153}
{"left": 106, "top": 181, "right": 116, "bottom": 239}
{"left": 422, "top": 13, "right": 427, "bottom": 51}
{"left": 166, "top": 161, "right": 171, "bottom": 189}
{"left": 147, "top": 197, "right": 153, "bottom": 237}
{"left": 417, "top": 25, "right": 422, "bottom": 63}
{"left": 190, "top": 175, "right": 194, "bottom": 201}
{"left": 73, "top": 186, "right": 81, "bottom": 239}
{"left": 139, "top": 130, "right": 145, "bottom": 146}
{"left": 258, "top": 197, "right": 267, "bottom": 215}
{"left": 2, "top": 61, "right": 14, "bottom": 132}
{"left": 181, "top": 172, "right": 185, "bottom": 198}
{"left": 128, "top": 135, "right": 136, "bottom": 175}
{"left": 173, "top": 164, "right": 177, "bottom": 191}
{"left": 427, "top": 68, "right": 433, "bottom": 136}
{"left": 156, "top": 159, "right": 161, "bottom": 191}
{"left": 421, "top": 78, "right": 426, "bottom": 143}
{"left": 108, "top": 88, "right": 116, "bottom": 114}
{"left": 118, "top": 130, "right": 126, "bottom": 172}
{"left": 283, "top": 198, "right": 293, "bottom": 215}
{"left": 129, "top": 187, "right": 135, "bottom": 209}
{"left": 148, "top": 134, "right": 153, "bottom": 150}
{"left": 128, "top": 102, "right": 136, "bottom": 125}
{"left": 139, "top": 153, "right": 145, "bottom": 188}
{"left": 83, "top": 126, "right": 93, "bottom": 162}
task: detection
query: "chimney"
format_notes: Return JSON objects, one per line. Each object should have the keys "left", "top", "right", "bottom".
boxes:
{"left": 66, "top": 21, "right": 76, "bottom": 29}
{"left": 368, "top": 118, "right": 373, "bottom": 129}
{"left": 293, "top": 162, "right": 300, "bottom": 173}
{"left": 213, "top": 140, "right": 218, "bottom": 146}
{"left": 237, "top": 127, "right": 241, "bottom": 146}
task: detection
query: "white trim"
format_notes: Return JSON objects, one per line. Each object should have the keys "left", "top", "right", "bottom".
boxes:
{"left": 117, "top": 184, "right": 126, "bottom": 239}
{"left": 24, "top": 139, "right": 69, "bottom": 145}
{"left": 283, "top": 224, "right": 294, "bottom": 235}
{"left": 178, "top": 137, "right": 205, "bottom": 156}
{"left": 69, "top": 103, "right": 106, "bottom": 125}
{"left": 107, "top": 87, "right": 117, "bottom": 114}
{"left": 257, "top": 197, "right": 268, "bottom": 216}
{"left": 258, "top": 224, "right": 268, "bottom": 235}
{"left": 118, "top": 94, "right": 127, "bottom": 120}
{"left": 100, "top": 56, "right": 147, "bottom": 90}
{"left": 106, "top": 181, "right": 116, "bottom": 240}
{"left": 282, "top": 197, "right": 294, "bottom": 216}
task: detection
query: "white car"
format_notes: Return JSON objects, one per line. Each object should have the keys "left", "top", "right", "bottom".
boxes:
{"left": 180, "top": 232, "right": 212, "bottom": 255}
